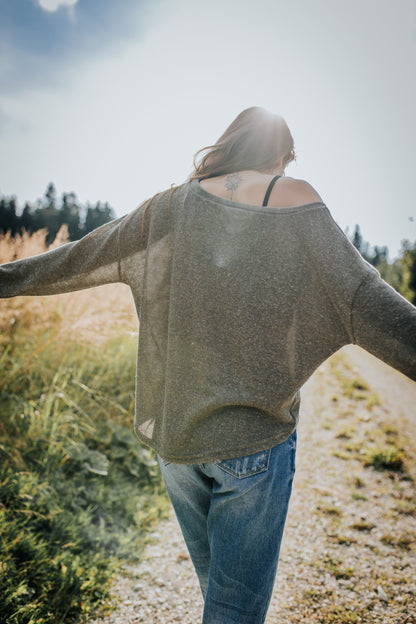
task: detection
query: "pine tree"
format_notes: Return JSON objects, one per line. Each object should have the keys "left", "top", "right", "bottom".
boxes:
{"left": 20, "top": 203, "right": 34, "bottom": 234}
{"left": 83, "top": 202, "right": 115, "bottom": 235}
{"left": 0, "top": 197, "right": 18, "bottom": 236}
{"left": 60, "top": 192, "right": 81, "bottom": 240}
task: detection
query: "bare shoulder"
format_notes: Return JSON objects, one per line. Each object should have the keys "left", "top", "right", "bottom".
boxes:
{"left": 270, "top": 177, "right": 323, "bottom": 207}
{"left": 283, "top": 178, "right": 323, "bottom": 203}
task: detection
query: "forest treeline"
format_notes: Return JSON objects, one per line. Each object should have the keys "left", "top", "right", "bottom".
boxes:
{"left": 1, "top": 183, "right": 416, "bottom": 304}
{"left": 350, "top": 224, "right": 416, "bottom": 304}
{"left": 0, "top": 182, "right": 114, "bottom": 244}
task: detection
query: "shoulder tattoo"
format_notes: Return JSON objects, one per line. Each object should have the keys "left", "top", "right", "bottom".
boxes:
{"left": 224, "top": 173, "right": 243, "bottom": 198}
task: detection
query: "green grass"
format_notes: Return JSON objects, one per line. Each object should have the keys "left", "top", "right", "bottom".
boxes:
{"left": 0, "top": 322, "right": 169, "bottom": 624}
{"left": 341, "top": 377, "right": 369, "bottom": 400}
{"left": 362, "top": 444, "right": 405, "bottom": 472}
{"left": 319, "top": 505, "right": 342, "bottom": 516}
{"left": 322, "top": 556, "right": 355, "bottom": 580}
{"left": 350, "top": 521, "right": 375, "bottom": 532}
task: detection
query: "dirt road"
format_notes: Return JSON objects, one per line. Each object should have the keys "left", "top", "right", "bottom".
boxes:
{"left": 90, "top": 346, "right": 416, "bottom": 624}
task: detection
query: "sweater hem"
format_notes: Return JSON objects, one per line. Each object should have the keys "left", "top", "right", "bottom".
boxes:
{"left": 134, "top": 426, "right": 297, "bottom": 465}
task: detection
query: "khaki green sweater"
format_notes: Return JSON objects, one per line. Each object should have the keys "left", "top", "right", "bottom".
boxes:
{"left": 1, "top": 180, "right": 415, "bottom": 462}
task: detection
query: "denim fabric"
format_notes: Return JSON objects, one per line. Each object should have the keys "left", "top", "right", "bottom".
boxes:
{"left": 158, "top": 429, "right": 297, "bottom": 624}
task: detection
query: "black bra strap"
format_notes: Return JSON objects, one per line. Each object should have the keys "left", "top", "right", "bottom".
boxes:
{"left": 262, "top": 175, "right": 281, "bottom": 207}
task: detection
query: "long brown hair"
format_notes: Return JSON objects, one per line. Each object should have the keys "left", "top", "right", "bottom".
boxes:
{"left": 189, "top": 106, "right": 296, "bottom": 181}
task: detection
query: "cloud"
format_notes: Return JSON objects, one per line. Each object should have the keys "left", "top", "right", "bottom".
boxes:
{"left": 37, "top": 0, "right": 78, "bottom": 12}
{"left": 0, "top": 0, "right": 162, "bottom": 95}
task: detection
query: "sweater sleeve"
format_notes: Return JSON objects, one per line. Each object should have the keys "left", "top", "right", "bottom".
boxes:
{"left": 303, "top": 205, "right": 416, "bottom": 381}
{"left": 0, "top": 203, "right": 147, "bottom": 298}
{"left": 351, "top": 271, "right": 416, "bottom": 381}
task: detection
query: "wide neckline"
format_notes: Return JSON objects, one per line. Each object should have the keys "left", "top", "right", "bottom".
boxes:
{"left": 189, "top": 180, "right": 326, "bottom": 215}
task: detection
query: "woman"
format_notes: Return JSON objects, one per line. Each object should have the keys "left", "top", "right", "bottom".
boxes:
{"left": 1, "top": 106, "right": 415, "bottom": 624}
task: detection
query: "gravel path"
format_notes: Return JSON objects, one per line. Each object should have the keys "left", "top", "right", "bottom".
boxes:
{"left": 90, "top": 346, "right": 416, "bottom": 624}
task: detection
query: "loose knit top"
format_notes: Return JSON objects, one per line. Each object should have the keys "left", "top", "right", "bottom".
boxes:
{"left": 1, "top": 180, "right": 415, "bottom": 462}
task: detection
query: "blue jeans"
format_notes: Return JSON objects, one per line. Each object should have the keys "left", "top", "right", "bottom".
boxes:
{"left": 158, "top": 430, "right": 297, "bottom": 624}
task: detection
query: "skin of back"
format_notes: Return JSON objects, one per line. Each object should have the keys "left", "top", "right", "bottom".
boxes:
{"left": 199, "top": 171, "right": 323, "bottom": 208}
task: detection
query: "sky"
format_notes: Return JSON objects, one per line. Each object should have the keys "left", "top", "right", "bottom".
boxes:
{"left": 0, "top": 0, "right": 415, "bottom": 259}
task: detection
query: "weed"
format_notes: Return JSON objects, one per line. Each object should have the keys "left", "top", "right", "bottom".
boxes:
{"left": 362, "top": 445, "right": 405, "bottom": 472}
{"left": 394, "top": 500, "right": 416, "bottom": 516}
{"left": 381, "top": 424, "right": 399, "bottom": 437}
{"left": 319, "top": 606, "right": 360, "bottom": 623}
{"left": 341, "top": 377, "right": 369, "bottom": 400}
{"left": 365, "top": 393, "right": 381, "bottom": 409}
{"left": 319, "top": 506, "right": 342, "bottom": 516}
{"left": 335, "top": 426, "right": 356, "bottom": 439}
{"left": 302, "top": 587, "right": 334, "bottom": 600}
{"left": 343, "top": 441, "right": 362, "bottom": 453}
{"left": 381, "top": 533, "right": 416, "bottom": 550}
{"left": 323, "top": 556, "right": 355, "bottom": 579}
{"left": 329, "top": 533, "right": 358, "bottom": 546}
{"left": 350, "top": 521, "right": 375, "bottom": 531}
{"left": 332, "top": 451, "right": 352, "bottom": 460}
{"left": 351, "top": 492, "right": 367, "bottom": 501}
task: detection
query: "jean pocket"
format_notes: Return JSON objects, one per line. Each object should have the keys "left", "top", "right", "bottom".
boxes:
{"left": 214, "top": 448, "right": 271, "bottom": 479}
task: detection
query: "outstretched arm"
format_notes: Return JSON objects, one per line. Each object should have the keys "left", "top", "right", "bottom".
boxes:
{"left": 302, "top": 203, "right": 416, "bottom": 382}
{"left": 0, "top": 192, "right": 153, "bottom": 299}
{"left": 0, "top": 216, "right": 127, "bottom": 298}
{"left": 351, "top": 271, "right": 416, "bottom": 381}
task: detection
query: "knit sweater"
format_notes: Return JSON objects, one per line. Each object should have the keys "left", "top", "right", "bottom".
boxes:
{"left": 1, "top": 180, "right": 415, "bottom": 462}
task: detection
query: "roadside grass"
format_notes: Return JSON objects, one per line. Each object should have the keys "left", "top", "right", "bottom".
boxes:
{"left": 0, "top": 230, "right": 168, "bottom": 624}
{"left": 0, "top": 325, "right": 169, "bottom": 624}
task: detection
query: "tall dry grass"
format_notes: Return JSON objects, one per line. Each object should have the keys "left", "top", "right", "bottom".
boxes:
{"left": 0, "top": 226, "right": 137, "bottom": 344}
